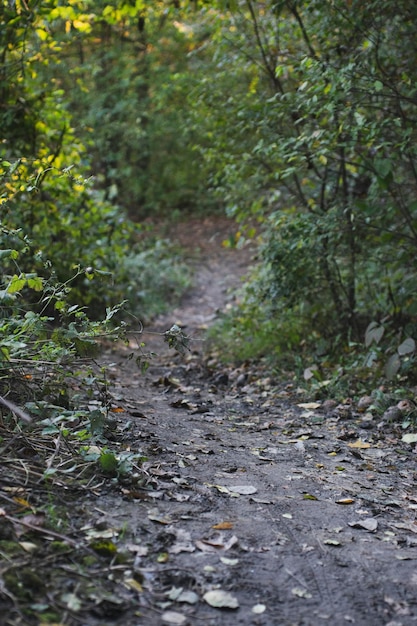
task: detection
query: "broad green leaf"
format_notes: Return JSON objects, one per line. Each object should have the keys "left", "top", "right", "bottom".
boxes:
{"left": 7, "top": 275, "right": 26, "bottom": 293}
{"left": 27, "top": 276, "right": 43, "bottom": 291}
{"left": 100, "top": 452, "right": 118, "bottom": 475}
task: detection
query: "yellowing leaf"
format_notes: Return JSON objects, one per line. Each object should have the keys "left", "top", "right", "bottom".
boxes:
{"left": 211, "top": 484, "right": 230, "bottom": 494}
{"left": 348, "top": 439, "right": 371, "bottom": 449}
{"left": 335, "top": 498, "right": 355, "bottom": 505}
{"left": 124, "top": 578, "right": 143, "bottom": 593}
{"left": 13, "top": 497, "right": 31, "bottom": 510}
{"left": 303, "top": 493, "right": 318, "bottom": 501}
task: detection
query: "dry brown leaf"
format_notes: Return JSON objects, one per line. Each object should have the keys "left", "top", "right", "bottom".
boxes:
{"left": 212, "top": 521, "right": 234, "bottom": 530}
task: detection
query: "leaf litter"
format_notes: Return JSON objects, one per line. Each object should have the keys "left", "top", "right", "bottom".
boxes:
{"left": 2, "top": 217, "right": 417, "bottom": 625}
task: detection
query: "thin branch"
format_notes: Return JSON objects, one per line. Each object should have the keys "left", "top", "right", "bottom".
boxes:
{"left": 0, "top": 395, "right": 32, "bottom": 424}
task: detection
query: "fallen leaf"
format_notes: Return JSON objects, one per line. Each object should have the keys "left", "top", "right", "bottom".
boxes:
{"left": 61, "top": 592, "right": 82, "bottom": 612}
{"left": 212, "top": 521, "right": 234, "bottom": 530}
{"left": 124, "top": 578, "right": 143, "bottom": 593}
{"left": 84, "top": 527, "right": 118, "bottom": 540}
{"left": 18, "top": 541, "right": 37, "bottom": 552}
{"left": 250, "top": 496, "right": 274, "bottom": 504}
{"left": 335, "top": 498, "right": 355, "bottom": 505}
{"left": 220, "top": 557, "right": 239, "bottom": 565}
{"left": 348, "top": 517, "right": 378, "bottom": 532}
{"left": 228, "top": 485, "right": 257, "bottom": 495}
{"left": 291, "top": 587, "right": 312, "bottom": 599}
{"left": 177, "top": 590, "right": 199, "bottom": 604}
{"left": 161, "top": 611, "right": 187, "bottom": 625}
{"left": 402, "top": 433, "right": 417, "bottom": 444}
{"left": 148, "top": 509, "right": 173, "bottom": 525}
{"left": 126, "top": 543, "right": 148, "bottom": 557}
{"left": 168, "top": 587, "right": 184, "bottom": 600}
{"left": 203, "top": 589, "right": 239, "bottom": 609}
{"left": 348, "top": 439, "right": 371, "bottom": 449}
{"left": 297, "top": 402, "right": 321, "bottom": 409}
{"left": 391, "top": 521, "right": 417, "bottom": 534}
{"left": 168, "top": 528, "right": 195, "bottom": 554}
{"left": 196, "top": 534, "right": 238, "bottom": 552}
{"left": 209, "top": 484, "right": 230, "bottom": 494}
{"left": 303, "top": 493, "right": 318, "bottom": 501}
{"left": 323, "top": 539, "right": 341, "bottom": 546}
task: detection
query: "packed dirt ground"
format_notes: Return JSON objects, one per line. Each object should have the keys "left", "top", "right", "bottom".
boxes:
{"left": 2, "top": 217, "right": 417, "bottom": 626}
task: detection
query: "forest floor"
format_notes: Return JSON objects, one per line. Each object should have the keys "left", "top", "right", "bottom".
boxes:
{"left": 2, "top": 216, "right": 417, "bottom": 626}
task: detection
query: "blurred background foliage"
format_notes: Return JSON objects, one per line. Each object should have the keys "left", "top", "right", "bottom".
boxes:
{"left": 2, "top": 0, "right": 417, "bottom": 391}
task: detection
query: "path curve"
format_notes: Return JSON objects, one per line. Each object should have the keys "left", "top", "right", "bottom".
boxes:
{"left": 102, "top": 217, "right": 417, "bottom": 626}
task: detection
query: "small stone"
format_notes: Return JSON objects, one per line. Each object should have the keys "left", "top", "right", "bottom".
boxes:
{"left": 382, "top": 406, "right": 403, "bottom": 422}
{"left": 236, "top": 373, "right": 248, "bottom": 387}
{"left": 358, "top": 419, "right": 374, "bottom": 430}
{"left": 213, "top": 372, "right": 229, "bottom": 386}
{"left": 322, "top": 399, "right": 338, "bottom": 413}
{"left": 357, "top": 395, "right": 373, "bottom": 411}
{"left": 397, "top": 399, "right": 413, "bottom": 413}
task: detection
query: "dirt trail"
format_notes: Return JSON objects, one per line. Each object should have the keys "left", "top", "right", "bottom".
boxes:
{"left": 100, "top": 217, "right": 417, "bottom": 626}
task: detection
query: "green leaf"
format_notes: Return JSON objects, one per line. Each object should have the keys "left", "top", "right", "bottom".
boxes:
{"left": 89, "top": 409, "right": 106, "bottom": 435}
{"left": 27, "top": 276, "right": 44, "bottom": 291}
{"left": 100, "top": 452, "right": 118, "bottom": 475}
{"left": 0, "top": 249, "right": 18, "bottom": 260}
{"left": 7, "top": 274, "right": 26, "bottom": 294}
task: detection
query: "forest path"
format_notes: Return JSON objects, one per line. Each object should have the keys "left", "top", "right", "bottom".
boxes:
{"left": 100, "top": 216, "right": 417, "bottom": 626}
